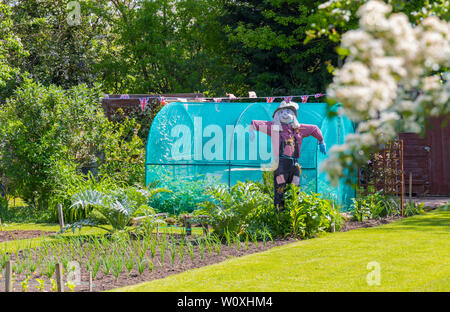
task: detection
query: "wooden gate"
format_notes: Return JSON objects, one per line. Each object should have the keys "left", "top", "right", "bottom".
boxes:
{"left": 399, "top": 116, "right": 450, "bottom": 196}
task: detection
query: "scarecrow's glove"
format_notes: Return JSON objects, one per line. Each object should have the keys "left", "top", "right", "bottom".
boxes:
{"left": 319, "top": 142, "right": 327, "bottom": 155}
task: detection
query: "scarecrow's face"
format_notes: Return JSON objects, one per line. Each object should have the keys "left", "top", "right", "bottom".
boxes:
{"left": 277, "top": 108, "right": 296, "bottom": 124}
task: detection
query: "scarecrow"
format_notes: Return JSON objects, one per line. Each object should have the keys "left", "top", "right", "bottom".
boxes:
{"left": 249, "top": 101, "right": 327, "bottom": 212}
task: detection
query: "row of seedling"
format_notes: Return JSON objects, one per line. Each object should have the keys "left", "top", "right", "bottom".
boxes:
{"left": 1, "top": 228, "right": 274, "bottom": 291}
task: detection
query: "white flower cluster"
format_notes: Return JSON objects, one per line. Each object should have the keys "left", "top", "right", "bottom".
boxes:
{"left": 322, "top": 0, "right": 450, "bottom": 186}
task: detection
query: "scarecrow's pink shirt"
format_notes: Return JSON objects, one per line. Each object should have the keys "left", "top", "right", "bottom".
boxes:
{"left": 250, "top": 120, "right": 324, "bottom": 158}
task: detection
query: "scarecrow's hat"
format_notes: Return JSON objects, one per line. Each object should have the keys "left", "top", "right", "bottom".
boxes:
{"left": 273, "top": 101, "right": 299, "bottom": 118}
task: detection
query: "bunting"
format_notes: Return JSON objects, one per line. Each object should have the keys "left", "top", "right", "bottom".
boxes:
{"left": 226, "top": 93, "right": 237, "bottom": 100}
{"left": 139, "top": 97, "right": 149, "bottom": 111}
{"left": 266, "top": 97, "right": 275, "bottom": 103}
{"left": 284, "top": 96, "right": 293, "bottom": 103}
{"left": 314, "top": 93, "right": 322, "bottom": 98}
{"left": 300, "top": 95, "right": 309, "bottom": 103}
{"left": 213, "top": 98, "right": 222, "bottom": 103}
{"left": 120, "top": 94, "right": 130, "bottom": 99}
{"left": 159, "top": 97, "right": 167, "bottom": 105}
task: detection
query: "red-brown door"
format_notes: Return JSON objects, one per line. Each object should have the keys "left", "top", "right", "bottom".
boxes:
{"left": 399, "top": 117, "right": 450, "bottom": 196}
{"left": 399, "top": 133, "right": 432, "bottom": 195}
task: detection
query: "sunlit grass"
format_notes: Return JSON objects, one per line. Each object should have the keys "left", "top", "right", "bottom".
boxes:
{"left": 112, "top": 208, "right": 449, "bottom": 292}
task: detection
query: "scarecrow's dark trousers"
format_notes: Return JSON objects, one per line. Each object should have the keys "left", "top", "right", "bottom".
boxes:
{"left": 273, "top": 157, "right": 300, "bottom": 212}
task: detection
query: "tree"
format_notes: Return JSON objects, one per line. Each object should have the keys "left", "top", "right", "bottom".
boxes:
{"left": 4, "top": 0, "right": 111, "bottom": 89}
{"left": 97, "top": 0, "right": 240, "bottom": 95}
{"left": 320, "top": 0, "right": 450, "bottom": 186}
{"left": 0, "top": 3, "right": 28, "bottom": 101}
{"left": 305, "top": 0, "right": 448, "bottom": 44}
{"left": 0, "top": 79, "right": 145, "bottom": 210}
{"left": 218, "top": 0, "right": 341, "bottom": 96}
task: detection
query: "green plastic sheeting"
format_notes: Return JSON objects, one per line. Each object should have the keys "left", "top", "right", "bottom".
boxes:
{"left": 145, "top": 102, "right": 356, "bottom": 209}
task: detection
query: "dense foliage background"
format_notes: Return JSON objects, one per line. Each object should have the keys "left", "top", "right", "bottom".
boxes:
{"left": 0, "top": 0, "right": 448, "bottom": 223}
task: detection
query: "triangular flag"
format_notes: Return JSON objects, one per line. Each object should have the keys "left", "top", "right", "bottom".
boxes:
{"left": 300, "top": 95, "right": 309, "bottom": 103}
{"left": 159, "top": 97, "right": 167, "bottom": 105}
{"left": 213, "top": 98, "right": 222, "bottom": 103}
{"left": 314, "top": 93, "right": 322, "bottom": 98}
{"left": 226, "top": 93, "right": 237, "bottom": 100}
{"left": 139, "top": 97, "right": 149, "bottom": 111}
{"left": 249, "top": 91, "right": 257, "bottom": 98}
{"left": 266, "top": 97, "right": 275, "bottom": 103}
{"left": 120, "top": 94, "right": 130, "bottom": 99}
{"left": 284, "top": 96, "right": 292, "bottom": 103}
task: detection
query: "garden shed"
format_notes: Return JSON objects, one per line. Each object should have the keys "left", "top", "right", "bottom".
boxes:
{"left": 145, "top": 102, "right": 356, "bottom": 208}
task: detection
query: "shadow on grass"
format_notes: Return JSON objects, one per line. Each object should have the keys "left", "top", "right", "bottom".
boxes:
{"left": 376, "top": 209, "right": 450, "bottom": 233}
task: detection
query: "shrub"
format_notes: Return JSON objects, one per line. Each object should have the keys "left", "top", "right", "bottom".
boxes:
{"left": 65, "top": 186, "right": 170, "bottom": 232}
{"left": 404, "top": 201, "right": 425, "bottom": 217}
{"left": 244, "top": 197, "right": 291, "bottom": 239}
{"left": 284, "top": 185, "right": 341, "bottom": 239}
{"left": 351, "top": 192, "right": 402, "bottom": 221}
{"left": 0, "top": 80, "right": 146, "bottom": 221}
{"left": 201, "top": 181, "right": 341, "bottom": 240}
{"left": 198, "top": 182, "right": 273, "bottom": 237}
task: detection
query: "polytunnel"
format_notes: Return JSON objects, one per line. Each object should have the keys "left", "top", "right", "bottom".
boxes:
{"left": 145, "top": 102, "right": 356, "bottom": 209}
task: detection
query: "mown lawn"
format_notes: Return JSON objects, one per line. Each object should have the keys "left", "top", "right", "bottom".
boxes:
{"left": 112, "top": 208, "right": 450, "bottom": 292}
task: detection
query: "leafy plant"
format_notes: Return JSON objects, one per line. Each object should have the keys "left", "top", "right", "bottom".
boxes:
{"left": 125, "top": 256, "right": 134, "bottom": 276}
{"left": 186, "top": 241, "right": 195, "bottom": 262}
{"left": 112, "top": 255, "right": 124, "bottom": 281}
{"left": 20, "top": 276, "right": 31, "bottom": 292}
{"left": 199, "top": 182, "right": 272, "bottom": 237}
{"left": 149, "top": 175, "right": 214, "bottom": 215}
{"left": 404, "top": 202, "right": 425, "bottom": 217}
{"left": 137, "top": 258, "right": 146, "bottom": 275}
{"left": 351, "top": 192, "right": 401, "bottom": 221}
{"left": 66, "top": 281, "right": 76, "bottom": 292}
{"left": 44, "top": 260, "right": 56, "bottom": 279}
{"left": 285, "top": 185, "right": 340, "bottom": 239}
{"left": 66, "top": 186, "right": 170, "bottom": 232}
{"left": 196, "top": 237, "right": 205, "bottom": 260}
{"left": 102, "top": 254, "right": 113, "bottom": 275}
{"left": 92, "top": 258, "right": 101, "bottom": 280}
{"left": 50, "top": 279, "right": 57, "bottom": 292}
{"left": 35, "top": 278, "right": 46, "bottom": 292}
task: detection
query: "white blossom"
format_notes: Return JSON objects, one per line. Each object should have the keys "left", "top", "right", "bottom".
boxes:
{"left": 322, "top": 0, "right": 450, "bottom": 185}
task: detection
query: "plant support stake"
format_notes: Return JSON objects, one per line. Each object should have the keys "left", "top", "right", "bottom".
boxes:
{"left": 56, "top": 263, "right": 64, "bottom": 292}
{"left": 58, "top": 204, "right": 65, "bottom": 232}
{"left": 5, "top": 260, "right": 12, "bottom": 292}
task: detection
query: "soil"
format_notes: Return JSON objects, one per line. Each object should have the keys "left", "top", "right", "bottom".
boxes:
{"left": 0, "top": 235, "right": 298, "bottom": 292}
{"left": 0, "top": 215, "right": 405, "bottom": 292}
{"left": 0, "top": 230, "right": 56, "bottom": 243}
{"left": 339, "top": 215, "right": 403, "bottom": 232}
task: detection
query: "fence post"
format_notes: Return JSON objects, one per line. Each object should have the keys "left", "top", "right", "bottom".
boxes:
{"left": 58, "top": 204, "right": 65, "bottom": 232}
{"left": 184, "top": 216, "right": 192, "bottom": 236}
{"left": 55, "top": 263, "right": 64, "bottom": 292}
{"left": 89, "top": 271, "right": 93, "bottom": 292}
{"left": 5, "top": 260, "right": 13, "bottom": 292}
{"left": 409, "top": 172, "right": 413, "bottom": 204}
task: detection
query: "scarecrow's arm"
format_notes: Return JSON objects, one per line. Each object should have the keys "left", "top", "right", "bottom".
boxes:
{"left": 299, "top": 124, "right": 326, "bottom": 155}
{"left": 250, "top": 120, "right": 274, "bottom": 136}
{"left": 299, "top": 124, "right": 324, "bottom": 143}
